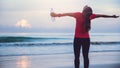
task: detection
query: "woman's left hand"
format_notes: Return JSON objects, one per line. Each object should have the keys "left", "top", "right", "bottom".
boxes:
{"left": 50, "top": 12, "right": 56, "bottom": 17}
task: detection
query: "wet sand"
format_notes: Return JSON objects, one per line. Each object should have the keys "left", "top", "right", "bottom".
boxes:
{"left": 0, "top": 52, "right": 120, "bottom": 68}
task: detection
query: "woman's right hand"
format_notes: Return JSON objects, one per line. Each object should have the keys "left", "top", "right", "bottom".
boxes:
{"left": 112, "top": 15, "right": 119, "bottom": 18}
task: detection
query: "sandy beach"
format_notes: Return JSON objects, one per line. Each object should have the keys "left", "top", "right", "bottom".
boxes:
{"left": 0, "top": 52, "right": 120, "bottom": 68}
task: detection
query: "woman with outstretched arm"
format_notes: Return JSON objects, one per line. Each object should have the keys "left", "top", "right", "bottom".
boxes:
{"left": 50, "top": 5, "right": 119, "bottom": 68}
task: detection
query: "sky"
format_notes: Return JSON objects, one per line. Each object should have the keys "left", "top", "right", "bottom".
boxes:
{"left": 0, "top": 0, "right": 120, "bottom": 33}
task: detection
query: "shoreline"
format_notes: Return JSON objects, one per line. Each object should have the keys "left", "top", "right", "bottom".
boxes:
{"left": 0, "top": 52, "right": 120, "bottom": 68}
{"left": 0, "top": 51, "right": 120, "bottom": 57}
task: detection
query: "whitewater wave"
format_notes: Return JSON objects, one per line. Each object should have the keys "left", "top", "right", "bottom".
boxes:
{"left": 0, "top": 42, "right": 120, "bottom": 47}
{"left": 0, "top": 36, "right": 120, "bottom": 47}
{"left": 0, "top": 36, "right": 68, "bottom": 43}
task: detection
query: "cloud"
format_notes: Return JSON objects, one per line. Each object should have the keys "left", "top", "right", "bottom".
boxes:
{"left": 15, "top": 19, "right": 31, "bottom": 28}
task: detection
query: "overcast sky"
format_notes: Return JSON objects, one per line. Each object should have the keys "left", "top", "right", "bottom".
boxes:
{"left": 0, "top": 0, "right": 120, "bottom": 33}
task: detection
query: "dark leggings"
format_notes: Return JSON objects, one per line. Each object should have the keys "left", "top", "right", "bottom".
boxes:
{"left": 74, "top": 38, "right": 90, "bottom": 68}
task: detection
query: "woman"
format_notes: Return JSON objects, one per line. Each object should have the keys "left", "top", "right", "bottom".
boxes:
{"left": 50, "top": 5, "right": 119, "bottom": 68}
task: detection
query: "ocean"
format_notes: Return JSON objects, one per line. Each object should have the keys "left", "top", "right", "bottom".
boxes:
{"left": 0, "top": 33, "right": 120, "bottom": 56}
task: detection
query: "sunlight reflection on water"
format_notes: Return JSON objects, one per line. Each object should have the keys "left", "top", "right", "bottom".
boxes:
{"left": 17, "top": 56, "right": 30, "bottom": 68}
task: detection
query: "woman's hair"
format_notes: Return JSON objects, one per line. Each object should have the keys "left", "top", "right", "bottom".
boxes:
{"left": 82, "top": 5, "right": 93, "bottom": 32}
